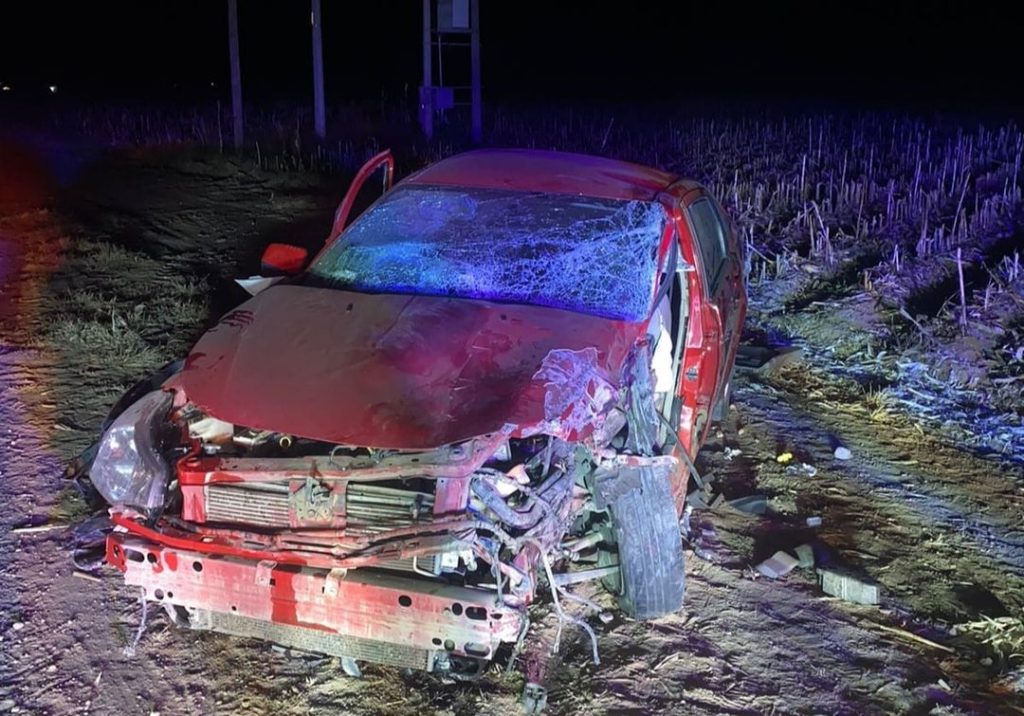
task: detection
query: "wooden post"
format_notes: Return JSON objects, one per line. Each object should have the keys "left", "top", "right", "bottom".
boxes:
{"left": 227, "top": 0, "right": 243, "bottom": 150}
{"left": 420, "top": 0, "right": 433, "bottom": 139}
{"left": 311, "top": 0, "right": 326, "bottom": 139}
{"left": 469, "top": 0, "right": 482, "bottom": 143}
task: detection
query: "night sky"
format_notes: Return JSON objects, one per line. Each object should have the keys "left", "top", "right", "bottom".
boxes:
{"left": 1, "top": 1, "right": 1019, "bottom": 109}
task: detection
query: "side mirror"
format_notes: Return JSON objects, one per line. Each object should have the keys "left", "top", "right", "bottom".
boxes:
{"left": 261, "top": 243, "right": 308, "bottom": 275}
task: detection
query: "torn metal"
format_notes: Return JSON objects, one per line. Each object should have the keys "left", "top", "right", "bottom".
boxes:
{"left": 96, "top": 340, "right": 684, "bottom": 677}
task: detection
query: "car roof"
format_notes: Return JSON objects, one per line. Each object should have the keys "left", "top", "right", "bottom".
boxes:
{"left": 404, "top": 148, "right": 678, "bottom": 202}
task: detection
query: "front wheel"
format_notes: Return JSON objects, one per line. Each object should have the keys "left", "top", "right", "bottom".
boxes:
{"left": 602, "top": 467, "right": 685, "bottom": 620}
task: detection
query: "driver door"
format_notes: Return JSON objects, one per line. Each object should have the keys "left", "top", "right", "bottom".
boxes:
{"left": 326, "top": 149, "right": 395, "bottom": 244}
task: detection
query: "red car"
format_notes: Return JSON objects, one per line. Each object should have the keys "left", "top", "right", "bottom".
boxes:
{"left": 86, "top": 149, "right": 746, "bottom": 678}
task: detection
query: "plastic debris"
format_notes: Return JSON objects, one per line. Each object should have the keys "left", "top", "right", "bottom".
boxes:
{"left": 728, "top": 494, "right": 768, "bottom": 515}
{"left": 522, "top": 682, "right": 549, "bottom": 714}
{"left": 686, "top": 490, "right": 711, "bottom": 509}
{"left": 806, "top": 516, "right": 823, "bottom": 527}
{"left": 776, "top": 451, "right": 794, "bottom": 464}
{"left": 756, "top": 551, "right": 799, "bottom": 579}
{"left": 340, "top": 656, "right": 362, "bottom": 678}
{"left": 834, "top": 446, "right": 853, "bottom": 460}
{"left": 818, "top": 568, "right": 880, "bottom": 604}
{"left": 794, "top": 544, "right": 815, "bottom": 568}
{"left": 786, "top": 462, "right": 818, "bottom": 477}
{"left": 723, "top": 447, "right": 742, "bottom": 461}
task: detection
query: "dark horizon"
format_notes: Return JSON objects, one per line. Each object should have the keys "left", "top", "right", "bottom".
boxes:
{"left": 1, "top": 1, "right": 1020, "bottom": 112}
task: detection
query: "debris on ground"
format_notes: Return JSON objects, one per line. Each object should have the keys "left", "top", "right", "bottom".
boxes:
{"left": 689, "top": 521, "right": 723, "bottom": 562}
{"left": 776, "top": 451, "right": 794, "bottom": 464}
{"left": 756, "top": 551, "right": 800, "bottom": 579}
{"left": 723, "top": 447, "right": 742, "bottom": 460}
{"left": 522, "top": 682, "right": 549, "bottom": 714}
{"left": 786, "top": 462, "right": 818, "bottom": 477}
{"left": 818, "top": 568, "right": 881, "bottom": 605}
{"left": 834, "top": 446, "right": 853, "bottom": 460}
{"left": 340, "top": 657, "right": 362, "bottom": 678}
{"left": 728, "top": 494, "right": 768, "bottom": 515}
{"left": 806, "top": 516, "right": 823, "bottom": 527}
{"left": 794, "top": 544, "right": 815, "bottom": 569}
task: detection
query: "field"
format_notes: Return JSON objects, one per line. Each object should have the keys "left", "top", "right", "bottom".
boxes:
{"left": 1, "top": 102, "right": 1023, "bottom": 714}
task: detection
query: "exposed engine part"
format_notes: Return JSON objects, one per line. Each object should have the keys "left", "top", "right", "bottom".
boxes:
{"left": 470, "top": 469, "right": 568, "bottom": 530}
{"left": 188, "top": 416, "right": 233, "bottom": 443}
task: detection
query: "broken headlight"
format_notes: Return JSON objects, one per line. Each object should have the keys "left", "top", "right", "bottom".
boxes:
{"left": 90, "top": 390, "right": 174, "bottom": 512}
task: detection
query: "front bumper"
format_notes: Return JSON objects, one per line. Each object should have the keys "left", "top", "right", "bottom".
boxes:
{"left": 107, "top": 532, "right": 522, "bottom": 670}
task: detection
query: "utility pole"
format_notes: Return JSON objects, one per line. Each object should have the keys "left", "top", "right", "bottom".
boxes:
{"left": 420, "top": 0, "right": 433, "bottom": 140}
{"left": 469, "top": 0, "right": 481, "bottom": 143}
{"left": 227, "top": 0, "right": 243, "bottom": 149}
{"left": 311, "top": 0, "right": 326, "bottom": 139}
{"left": 419, "top": 0, "right": 482, "bottom": 142}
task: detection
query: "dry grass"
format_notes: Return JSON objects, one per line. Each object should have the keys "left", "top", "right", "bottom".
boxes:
{"left": 956, "top": 616, "right": 1024, "bottom": 665}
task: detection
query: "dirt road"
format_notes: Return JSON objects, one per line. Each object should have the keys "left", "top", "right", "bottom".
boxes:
{"left": 2, "top": 144, "right": 1022, "bottom": 715}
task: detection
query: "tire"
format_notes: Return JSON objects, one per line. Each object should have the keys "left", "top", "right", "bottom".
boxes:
{"left": 604, "top": 466, "right": 686, "bottom": 620}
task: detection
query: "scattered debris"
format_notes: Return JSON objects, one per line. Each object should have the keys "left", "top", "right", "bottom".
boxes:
{"left": 689, "top": 521, "right": 723, "bottom": 563}
{"left": 756, "top": 551, "right": 799, "bottom": 579}
{"left": 122, "top": 588, "right": 149, "bottom": 659}
{"left": 522, "top": 682, "right": 548, "bottom": 714}
{"left": 686, "top": 489, "right": 712, "bottom": 509}
{"left": 736, "top": 345, "right": 804, "bottom": 375}
{"left": 786, "top": 462, "right": 818, "bottom": 477}
{"left": 794, "top": 544, "right": 815, "bottom": 569}
{"left": 340, "top": 656, "right": 362, "bottom": 678}
{"left": 723, "top": 446, "right": 742, "bottom": 460}
{"left": 72, "top": 570, "right": 102, "bottom": 583}
{"left": 806, "top": 516, "right": 823, "bottom": 527}
{"left": 776, "top": 451, "right": 794, "bottom": 464}
{"left": 871, "top": 623, "right": 955, "bottom": 653}
{"left": 728, "top": 494, "right": 768, "bottom": 515}
{"left": 834, "top": 446, "right": 853, "bottom": 460}
{"left": 11, "top": 523, "right": 67, "bottom": 535}
{"left": 818, "top": 569, "right": 880, "bottom": 605}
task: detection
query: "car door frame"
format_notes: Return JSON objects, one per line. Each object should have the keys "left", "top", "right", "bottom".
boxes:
{"left": 327, "top": 149, "right": 395, "bottom": 244}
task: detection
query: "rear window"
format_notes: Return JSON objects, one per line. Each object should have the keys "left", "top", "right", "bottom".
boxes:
{"left": 307, "top": 185, "right": 666, "bottom": 321}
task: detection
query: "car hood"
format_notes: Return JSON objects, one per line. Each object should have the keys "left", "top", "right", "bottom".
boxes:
{"left": 168, "top": 284, "right": 643, "bottom": 449}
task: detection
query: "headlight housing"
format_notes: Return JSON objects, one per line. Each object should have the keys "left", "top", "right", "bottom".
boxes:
{"left": 90, "top": 390, "right": 175, "bottom": 512}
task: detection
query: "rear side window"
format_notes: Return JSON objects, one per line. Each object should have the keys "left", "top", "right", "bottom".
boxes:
{"left": 688, "top": 198, "right": 728, "bottom": 291}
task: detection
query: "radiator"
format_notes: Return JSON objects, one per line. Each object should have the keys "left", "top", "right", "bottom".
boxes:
{"left": 202, "top": 481, "right": 440, "bottom": 575}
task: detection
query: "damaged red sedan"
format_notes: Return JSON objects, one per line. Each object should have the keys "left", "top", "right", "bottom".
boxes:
{"left": 83, "top": 149, "right": 746, "bottom": 677}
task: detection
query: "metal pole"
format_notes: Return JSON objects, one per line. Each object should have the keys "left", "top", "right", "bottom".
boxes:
{"left": 227, "top": 0, "right": 243, "bottom": 150}
{"left": 469, "top": 0, "right": 482, "bottom": 143}
{"left": 420, "top": 0, "right": 433, "bottom": 139}
{"left": 311, "top": 0, "right": 326, "bottom": 139}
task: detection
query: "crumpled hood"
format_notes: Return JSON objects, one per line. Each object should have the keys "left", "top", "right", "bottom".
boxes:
{"left": 168, "top": 284, "right": 642, "bottom": 449}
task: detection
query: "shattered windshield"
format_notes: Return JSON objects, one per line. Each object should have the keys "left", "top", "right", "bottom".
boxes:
{"left": 306, "top": 186, "right": 666, "bottom": 321}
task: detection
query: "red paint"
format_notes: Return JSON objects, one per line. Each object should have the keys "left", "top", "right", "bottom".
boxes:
{"left": 167, "top": 286, "right": 643, "bottom": 449}
{"left": 328, "top": 148, "right": 394, "bottom": 241}
{"left": 111, "top": 535, "right": 522, "bottom": 659}
{"left": 405, "top": 149, "right": 676, "bottom": 202}
{"left": 110, "top": 512, "right": 476, "bottom": 571}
